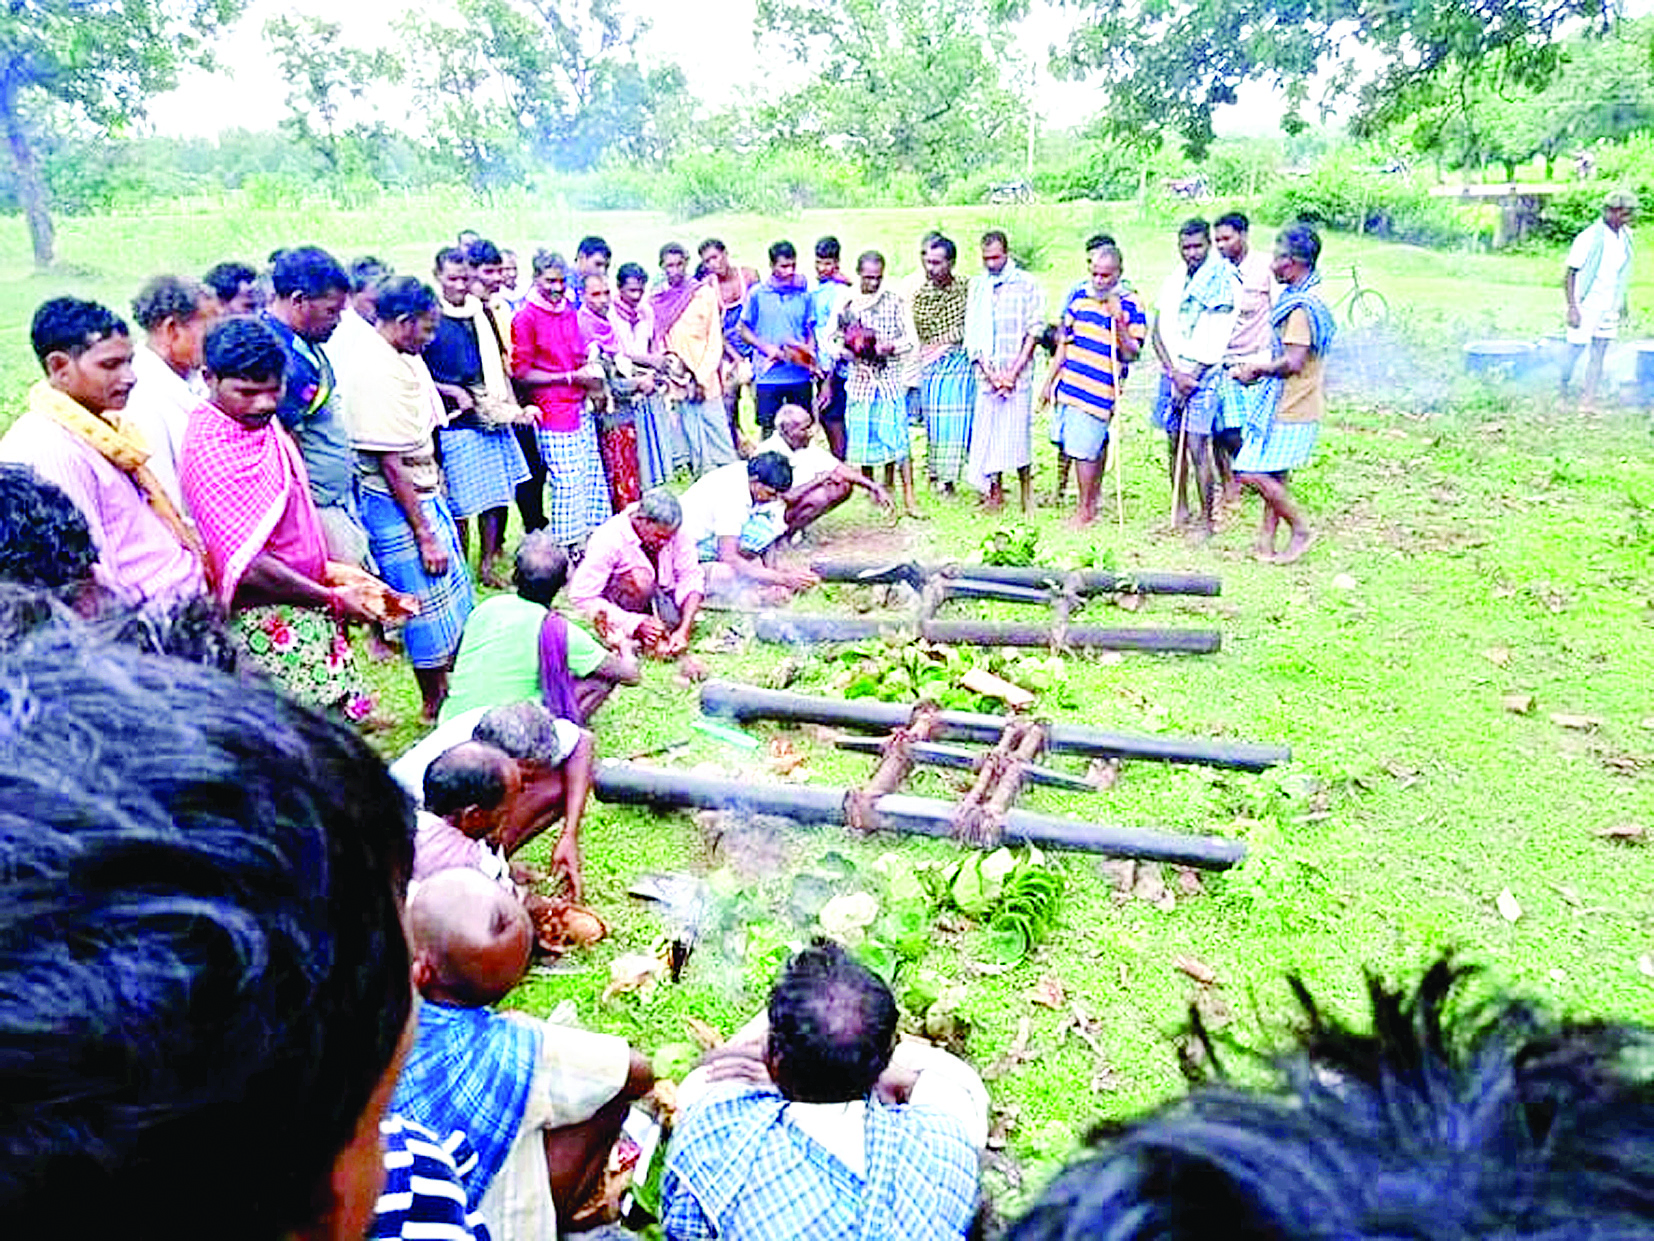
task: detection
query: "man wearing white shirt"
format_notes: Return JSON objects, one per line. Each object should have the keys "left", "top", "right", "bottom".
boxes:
{"left": 1213, "top": 212, "right": 1275, "bottom": 506}
{"left": 124, "top": 276, "right": 218, "bottom": 512}
{"left": 1563, "top": 189, "right": 1637, "bottom": 408}
{"left": 753, "top": 402, "right": 890, "bottom": 538}
{"left": 326, "top": 256, "right": 393, "bottom": 421}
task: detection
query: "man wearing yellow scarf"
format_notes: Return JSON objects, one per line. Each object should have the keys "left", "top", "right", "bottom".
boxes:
{"left": 0, "top": 298, "right": 204, "bottom": 609}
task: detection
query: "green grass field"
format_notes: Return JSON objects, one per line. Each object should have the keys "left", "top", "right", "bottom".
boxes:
{"left": 4, "top": 197, "right": 1654, "bottom": 1215}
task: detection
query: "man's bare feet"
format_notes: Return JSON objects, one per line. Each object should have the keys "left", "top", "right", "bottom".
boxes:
{"left": 677, "top": 654, "right": 709, "bottom": 681}
{"left": 982, "top": 492, "right": 1004, "bottom": 512}
{"left": 1185, "top": 522, "right": 1213, "bottom": 547}
{"left": 1069, "top": 510, "right": 1096, "bottom": 529}
{"left": 901, "top": 506, "right": 926, "bottom": 520}
{"left": 1274, "top": 529, "right": 1316, "bottom": 564}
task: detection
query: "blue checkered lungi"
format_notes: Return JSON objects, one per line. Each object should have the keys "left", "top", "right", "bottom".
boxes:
{"left": 1216, "top": 370, "right": 1274, "bottom": 435}
{"left": 918, "top": 348, "right": 974, "bottom": 486}
{"left": 847, "top": 394, "right": 910, "bottom": 466}
{"left": 1233, "top": 419, "right": 1319, "bottom": 473}
{"left": 360, "top": 487, "right": 474, "bottom": 668}
{"left": 1151, "top": 368, "right": 1222, "bottom": 436}
{"left": 438, "top": 425, "right": 530, "bottom": 519}
{"left": 536, "top": 419, "right": 611, "bottom": 547}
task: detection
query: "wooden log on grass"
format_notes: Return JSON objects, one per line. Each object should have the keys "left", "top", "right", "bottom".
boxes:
{"left": 699, "top": 681, "right": 1290, "bottom": 771}
{"left": 593, "top": 759, "right": 1245, "bottom": 869}
{"left": 831, "top": 735, "right": 1100, "bottom": 791}
{"left": 810, "top": 559, "right": 1221, "bottom": 596}
{"left": 754, "top": 612, "right": 1222, "bottom": 655}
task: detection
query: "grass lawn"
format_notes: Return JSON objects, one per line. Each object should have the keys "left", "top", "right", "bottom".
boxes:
{"left": 4, "top": 197, "right": 1654, "bottom": 1216}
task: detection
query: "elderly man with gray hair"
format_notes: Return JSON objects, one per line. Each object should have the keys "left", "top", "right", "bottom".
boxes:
{"left": 1563, "top": 188, "right": 1637, "bottom": 408}
{"left": 568, "top": 486, "right": 706, "bottom": 663}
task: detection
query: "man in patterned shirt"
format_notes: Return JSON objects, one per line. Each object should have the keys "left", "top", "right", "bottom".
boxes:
{"left": 662, "top": 940, "right": 986, "bottom": 1241}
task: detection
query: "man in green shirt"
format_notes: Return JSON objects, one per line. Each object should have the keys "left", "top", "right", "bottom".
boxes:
{"left": 441, "top": 531, "right": 640, "bottom": 724}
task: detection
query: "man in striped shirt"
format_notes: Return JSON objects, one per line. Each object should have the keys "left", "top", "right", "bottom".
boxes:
{"left": 1039, "top": 245, "right": 1146, "bottom": 526}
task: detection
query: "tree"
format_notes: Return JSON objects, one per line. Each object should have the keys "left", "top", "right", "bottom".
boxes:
{"left": 754, "top": 0, "right": 1025, "bottom": 190}
{"left": 0, "top": 0, "right": 243, "bottom": 266}
{"left": 263, "top": 15, "right": 401, "bottom": 180}
{"left": 396, "top": 2, "right": 525, "bottom": 197}
{"left": 1016, "top": 0, "right": 1619, "bottom": 158}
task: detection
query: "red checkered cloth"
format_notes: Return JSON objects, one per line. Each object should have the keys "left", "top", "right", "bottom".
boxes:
{"left": 181, "top": 402, "right": 328, "bottom": 608}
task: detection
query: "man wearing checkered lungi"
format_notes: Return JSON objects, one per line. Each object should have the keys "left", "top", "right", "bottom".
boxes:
{"left": 340, "top": 276, "right": 476, "bottom": 721}
{"left": 1226, "top": 224, "right": 1336, "bottom": 565}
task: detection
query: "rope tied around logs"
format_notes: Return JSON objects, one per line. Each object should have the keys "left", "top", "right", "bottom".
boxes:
{"left": 951, "top": 717, "right": 1048, "bottom": 847}
{"left": 843, "top": 699, "right": 943, "bottom": 833}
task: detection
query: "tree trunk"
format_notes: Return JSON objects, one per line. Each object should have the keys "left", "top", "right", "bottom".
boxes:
{"left": 0, "top": 71, "right": 53, "bottom": 268}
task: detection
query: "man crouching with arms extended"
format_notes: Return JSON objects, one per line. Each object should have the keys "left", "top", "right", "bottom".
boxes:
{"left": 662, "top": 939, "right": 987, "bottom": 1241}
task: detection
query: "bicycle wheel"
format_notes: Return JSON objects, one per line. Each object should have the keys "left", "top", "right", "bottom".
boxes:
{"left": 1345, "top": 288, "right": 1389, "bottom": 329}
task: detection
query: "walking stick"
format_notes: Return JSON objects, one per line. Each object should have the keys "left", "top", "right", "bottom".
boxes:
{"left": 1109, "top": 309, "right": 1126, "bottom": 531}
{"left": 1170, "top": 396, "right": 1188, "bottom": 527}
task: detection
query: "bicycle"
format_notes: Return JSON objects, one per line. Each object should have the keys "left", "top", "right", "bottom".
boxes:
{"left": 1326, "top": 264, "right": 1389, "bottom": 329}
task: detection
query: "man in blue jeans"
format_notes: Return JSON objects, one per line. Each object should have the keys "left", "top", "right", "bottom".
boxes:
{"left": 739, "top": 240, "right": 815, "bottom": 438}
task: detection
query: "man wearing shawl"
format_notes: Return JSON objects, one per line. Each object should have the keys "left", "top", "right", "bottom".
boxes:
{"left": 612, "top": 261, "right": 679, "bottom": 485}
{"left": 662, "top": 941, "right": 985, "bottom": 1241}
{"left": 182, "top": 316, "right": 387, "bottom": 720}
{"left": 579, "top": 272, "right": 647, "bottom": 511}
{"left": 910, "top": 234, "right": 975, "bottom": 495}
{"left": 1226, "top": 224, "right": 1336, "bottom": 565}
{"left": 963, "top": 230, "right": 1044, "bottom": 513}
{"left": 738, "top": 240, "right": 815, "bottom": 439}
{"left": 656, "top": 243, "right": 738, "bottom": 476}
{"left": 0, "top": 297, "right": 205, "bottom": 609}
{"left": 427, "top": 247, "right": 531, "bottom": 590}
{"left": 512, "top": 251, "right": 610, "bottom": 553}
{"left": 341, "top": 276, "right": 475, "bottom": 721}
{"left": 396, "top": 869, "right": 657, "bottom": 1241}
{"left": 1151, "top": 218, "right": 1238, "bottom": 537}
{"left": 835, "top": 250, "right": 921, "bottom": 517}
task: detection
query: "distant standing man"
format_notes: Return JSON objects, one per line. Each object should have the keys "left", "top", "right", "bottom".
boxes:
{"left": 963, "top": 230, "right": 1044, "bottom": 513}
{"left": 124, "top": 275, "right": 219, "bottom": 513}
{"left": 655, "top": 243, "right": 738, "bottom": 475}
{"left": 910, "top": 234, "right": 975, "bottom": 495}
{"left": 809, "top": 235, "right": 853, "bottom": 460}
{"left": 740, "top": 240, "right": 815, "bottom": 440}
{"left": 1563, "top": 189, "right": 1637, "bottom": 408}
{"left": 1150, "top": 218, "right": 1236, "bottom": 538}
{"left": 204, "top": 261, "right": 260, "bottom": 315}
{"left": 261, "top": 245, "right": 371, "bottom": 569}
{"left": 1213, "top": 212, "right": 1275, "bottom": 505}
{"left": 1227, "top": 224, "right": 1335, "bottom": 566}
{"left": 572, "top": 235, "right": 612, "bottom": 306}
{"left": 426, "top": 246, "right": 530, "bottom": 588}
{"left": 700, "top": 238, "right": 760, "bottom": 441}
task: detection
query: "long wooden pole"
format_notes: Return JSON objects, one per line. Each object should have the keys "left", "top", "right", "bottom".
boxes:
{"left": 754, "top": 613, "right": 1221, "bottom": 654}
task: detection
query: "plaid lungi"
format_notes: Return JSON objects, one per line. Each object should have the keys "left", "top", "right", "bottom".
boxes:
{"left": 1151, "top": 368, "right": 1223, "bottom": 436}
{"left": 918, "top": 347, "right": 974, "bottom": 486}
{"left": 536, "top": 420, "right": 610, "bottom": 547}
{"left": 1233, "top": 419, "right": 1319, "bottom": 473}
{"left": 438, "top": 425, "right": 530, "bottom": 519}
{"left": 1216, "top": 369, "right": 1273, "bottom": 434}
{"left": 966, "top": 378, "right": 1033, "bottom": 491}
{"left": 360, "top": 487, "right": 474, "bottom": 668}
{"left": 677, "top": 398, "right": 738, "bottom": 478}
{"left": 847, "top": 393, "right": 910, "bottom": 466}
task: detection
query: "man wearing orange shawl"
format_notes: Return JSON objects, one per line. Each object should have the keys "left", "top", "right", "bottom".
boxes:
{"left": 182, "top": 317, "right": 387, "bottom": 721}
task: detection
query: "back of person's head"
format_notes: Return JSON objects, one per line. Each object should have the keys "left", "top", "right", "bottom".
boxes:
{"left": 270, "top": 245, "right": 348, "bottom": 300}
{"left": 815, "top": 235, "right": 841, "bottom": 261}
{"left": 203, "top": 260, "right": 257, "bottom": 303}
{"left": 0, "top": 466, "right": 96, "bottom": 592}
{"left": 30, "top": 297, "right": 126, "bottom": 368}
{"left": 204, "top": 315, "right": 287, "bottom": 383}
{"left": 100, "top": 595, "right": 242, "bottom": 673}
{"left": 576, "top": 235, "right": 611, "bottom": 261}
{"left": 513, "top": 530, "right": 570, "bottom": 605}
{"left": 406, "top": 867, "right": 531, "bottom": 1007}
{"left": 375, "top": 276, "right": 439, "bottom": 322}
{"left": 1006, "top": 958, "right": 1654, "bottom": 1241}
{"left": 348, "top": 255, "right": 392, "bottom": 293}
{"left": 769, "top": 239, "right": 797, "bottom": 265}
{"left": 465, "top": 238, "right": 502, "bottom": 267}
{"left": 475, "top": 700, "right": 565, "bottom": 765}
{"left": 747, "top": 450, "right": 793, "bottom": 494}
{"left": 767, "top": 939, "right": 898, "bottom": 1102}
{"left": 130, "top": 275, "right": 212, "bottom": 332}
{"left": 423, "top": 740, "right": 513, "bottom": 819}
{"left": 0, "top": 620, "right": 415, "bottom": 1240}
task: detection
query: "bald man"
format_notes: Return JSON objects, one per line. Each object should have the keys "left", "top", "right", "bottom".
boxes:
{"left": 752, "top": 402, "right": 890, "bottom": 540}
{"left": 413, "top": 740, "right": 522, "bottom": 886}
{"left": 395, "top": 869, "right": 656, "bottom": 1240}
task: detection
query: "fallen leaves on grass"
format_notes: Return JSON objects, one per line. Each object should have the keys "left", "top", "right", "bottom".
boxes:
{"left": 765, "top": 738, "right": 809, "bottom": 776}
{"left": 1502, "top": 693, "right": 1536, "bottom": 715}
{"left": 1027, "top": 975, "right": 1068, "bottom": 1009}
{"left": 1550, "top": 713, "right": 1603, "bottom": 731}
{"left": 1174, "top": 954, "right": 1219, "bottom": 986}
{"left": 1193, "top": 987, "right": 1234, "bottom": 1031}
{"left": 986, "top": 1104, "right": 1021, "bottom": 1151}
{"left": 1496, "top": 888, "right": 1523, "bottom": 923}
{"left": 1482, "top": 646, "right": 1512, "bottom": 667}
{"left": 684, "top": 1017, "right": 724, "bottom": 1049}
{"left": 985, "top": 1016, "right": 1035, "bottom": 1080}
{"left": 1132, "top": 863, "right": 1176, "bottom": 912}
{"left": 1595, "top": 823, "right": 1646, "bottom": 843}
{"left": 1114, "top": 592, "right": 1144, "bottom": 612}
{"left": 1086, "top": 758, "right": 1122, "bottom": 790}
{"left": 1175, "top": 868, "right": 1205, "bottom": 898}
